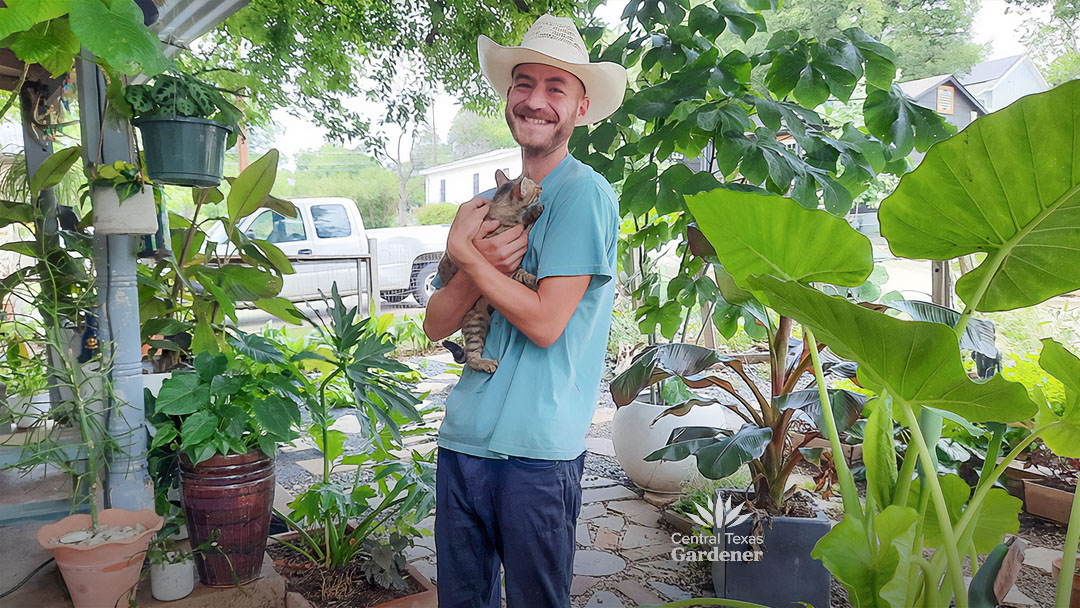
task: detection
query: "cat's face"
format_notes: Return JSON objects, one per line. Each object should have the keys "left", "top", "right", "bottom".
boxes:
{"left": 493, "top": 169, "right": 542, "bottom": 211}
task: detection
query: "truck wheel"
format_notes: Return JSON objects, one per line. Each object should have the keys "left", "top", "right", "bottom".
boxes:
{"left": 412, "top": 262, "right": 439, "bottom": 307}
{"left": 381, "top": 291, "right": 408, "bottom": 303}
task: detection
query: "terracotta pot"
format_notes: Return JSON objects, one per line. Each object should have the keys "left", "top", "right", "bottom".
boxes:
{"left": 36, "top": 508, "right": 163, "bottom": 608}
{"left": 369, "top": 563, "right": 438, "bottom": 608}
{"left": 1022, "top": 479, "right": 1075, "bottom": 525}
{"left": 180, "top": 449, "right": 274, "bottom": 586}
{"left": 1052, "top": 557, "right": 1080, "bottom": 608}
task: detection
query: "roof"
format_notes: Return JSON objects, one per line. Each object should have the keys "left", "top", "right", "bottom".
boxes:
{"left": 958, "top": 55, "right": 1024, "bottom": 86}
{"left": 418, "top": 147, "right": 519, "bottom": 176}
{"left": 896, "top": 74, "right": 987, "bottom": 114}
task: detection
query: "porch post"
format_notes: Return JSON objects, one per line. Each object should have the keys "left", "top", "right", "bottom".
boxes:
{"left": 75, "top": 57, "right": 153, "bottom": 510}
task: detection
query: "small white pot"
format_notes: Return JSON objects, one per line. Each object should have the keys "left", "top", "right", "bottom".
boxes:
{"left": 8, "top": 392, "right": 51, "bottom": 428}
{"left": 611, "top": 398, "right": 740, "bottom": 493}
{"left": 92, "top": 185, "right": 159, "bottom": 235}
{"left": 150, "top": 554, "right": 196, "bottom": 601}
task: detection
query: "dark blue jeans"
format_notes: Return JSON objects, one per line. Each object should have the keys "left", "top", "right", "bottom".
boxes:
{"left": 435, "top": 447, "right": 585, "bottom": 608}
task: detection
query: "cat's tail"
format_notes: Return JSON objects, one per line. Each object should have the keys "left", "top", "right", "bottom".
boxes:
{"left": 442, "top": 340, "right": 467, "bottom": 364}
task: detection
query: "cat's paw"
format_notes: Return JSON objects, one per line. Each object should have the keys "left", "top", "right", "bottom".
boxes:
{"left": 469, "top": 358, "right": 499, "bottom": 374}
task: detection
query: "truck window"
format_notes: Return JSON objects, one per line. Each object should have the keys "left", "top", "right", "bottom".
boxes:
{"left": 246, "top": 210, "right": 307, "bottom": 243}
{"left": 311, "top": 204, "right": 353, "bottom": 238}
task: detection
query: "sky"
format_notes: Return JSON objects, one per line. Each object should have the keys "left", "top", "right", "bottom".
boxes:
{"left": 270, "top": 0, "right": 1036, "bottom": 167}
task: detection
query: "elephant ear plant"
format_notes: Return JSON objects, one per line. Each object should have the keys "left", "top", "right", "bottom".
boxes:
{"left": 677, "top": 80, "right": 1080, "bottom": 607}
{"left": 274, "top": 285, "right": 435, "bottom": 591}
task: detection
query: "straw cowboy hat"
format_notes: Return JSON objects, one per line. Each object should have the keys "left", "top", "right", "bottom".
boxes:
{"left": 477, "top": 14, "right": 628, "bottom": 125}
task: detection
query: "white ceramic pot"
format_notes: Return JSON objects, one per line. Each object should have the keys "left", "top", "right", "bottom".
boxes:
{"left": 8, "top": 392, "right": 51, "bottom": 428}
{"left": 92, "top": 186, "right": 159, "bottom": 235}
{"left": 611, "top": 398, "right": 739, "bottom": 494}
{"left": 150, "top": 554, "right": 195, "bottom": 601}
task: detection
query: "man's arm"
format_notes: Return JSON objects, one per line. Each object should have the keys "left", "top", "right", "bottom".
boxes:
{"left": 423, "top": 271, "right": 482, "bottom": 342}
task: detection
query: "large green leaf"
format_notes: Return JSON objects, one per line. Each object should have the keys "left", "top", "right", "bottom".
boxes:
{"left": 1034, "top": 338, "right": 1080, "bottom": 457}
{"left": 252, "top": 395, "right": 297, "bottom": 440}
{"left": 29, "top": 146, "right": 81, "bottom": 195}
{"left": 685, "top": 187, "right": 872, "bottom": 288}
{"left": 68, "top": 0, "right": 170, "bottom": 76}
{"left": 644, "top": 426, "right": 728, "bottom": 462}
{"left": 180, "top": 410, "right": 218, "bottom": 447}
{"left": 811, "top": 505, "right": 919, "bottom": 607}
{"left": 228, "top": 149, "right": 279, "bottom": 222}
{"left": 155, "top": 373, "right": 209, "bottom": 415}
{"left": 749, "top": 277, "right": 1036, "bottom": 423}
{"left": 863, "top": 398, "right": 897, "bottom": 508}
{"left": 7, "top": 18, "right": 79, "bottom": 77}
{"left": 0, "top": 0, "right": 68, "bottom": 40}
{"left": 884, "top": 300, "right": 998, "bottom": 359}
{"left": 775, "top": 388, "right": 867, "bottom": 434}
{"left": 688, "top": 423, "right": 772, "bottom": 480}
{"left": 610, "top": 343, "right": 721, "bottom": 406}
{"left": 879, "top": 80, "right": 1080, "bottom": 312}
{"left": 909, "top": 474, "right": 1021, "bottom": 553}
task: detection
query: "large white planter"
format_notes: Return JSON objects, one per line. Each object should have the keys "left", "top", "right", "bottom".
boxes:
{"left": 150, "top": 554, "right": 195, "bottom": 601}
{"left": 92, "top": 185, "right": 159, "bottom": 235}
{"left": 8, "top": 392, "right": 51, "bottom": 428}
{"left": 612, "top": 399, "right": 738, "bottom": 494}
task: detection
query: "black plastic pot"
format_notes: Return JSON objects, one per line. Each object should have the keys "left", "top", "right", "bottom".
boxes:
{"left": 711, "top": 504, "right": 831, "bottom": 608}
{"left": 134, "top": 116, "right": 231, "bottom": 188}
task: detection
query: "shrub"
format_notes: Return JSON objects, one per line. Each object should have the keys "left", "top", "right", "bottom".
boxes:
{"left": 414, "top": 203, "right": 457, "bottom": 225}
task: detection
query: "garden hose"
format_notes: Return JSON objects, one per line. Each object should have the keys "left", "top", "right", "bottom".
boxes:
{"left": 0, "top": 557, "right": 55, "bottom": 599}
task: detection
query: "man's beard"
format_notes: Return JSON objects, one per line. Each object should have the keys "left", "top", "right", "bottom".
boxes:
{"left": 506, "top": 105, "right": 574, "bottom": 156}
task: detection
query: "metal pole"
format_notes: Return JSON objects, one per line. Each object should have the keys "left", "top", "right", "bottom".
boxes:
{"left": 367, "top": 238, "right": 380, "bottom": 318}
{"left": 75, "top": 57, "right": 153, "bottom": 510}
{"left": 931, "top": 260, "right": 952, "bottom": 308}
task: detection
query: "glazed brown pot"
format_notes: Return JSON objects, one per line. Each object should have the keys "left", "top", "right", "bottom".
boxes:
{"left": 180, "top": 449, "right": 274, "bottom": 586}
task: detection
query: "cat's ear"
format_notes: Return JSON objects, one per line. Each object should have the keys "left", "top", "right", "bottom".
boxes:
{"left": 518, "top": 177, "right": 536, "bottom": 199}
{"left": 495, "top": 169, "right": 509, "bottom": 188}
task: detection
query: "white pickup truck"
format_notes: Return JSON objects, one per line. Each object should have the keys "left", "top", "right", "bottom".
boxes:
{"left": 232, "top": 197, "right": 450, "bottom": 306}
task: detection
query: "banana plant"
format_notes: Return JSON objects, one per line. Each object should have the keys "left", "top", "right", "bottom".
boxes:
{"left": 680, "top": 80, "right": 1080, "bottom": 607}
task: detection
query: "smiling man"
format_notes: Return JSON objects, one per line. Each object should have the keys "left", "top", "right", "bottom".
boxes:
{"left": 422, "top": 14, "right": 627, "bottom": 608}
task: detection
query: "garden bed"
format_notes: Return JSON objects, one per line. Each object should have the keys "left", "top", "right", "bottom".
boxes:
{"left": 269, "top": 542, "right": 430, "bottom": 607}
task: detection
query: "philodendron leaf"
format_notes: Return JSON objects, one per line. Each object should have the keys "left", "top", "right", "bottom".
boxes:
{"left": 775, "top": 388, "right": 867, "bottom": 434}
{"left": 885, "top": 300, "right": 999, "bottom": 359}
{"left": 68, "top": 0, "right": 171, "bottom": 76}
{"left": 610, "top": 343, "right": 721, "bottom": 406}
{"left": 909, "top": 474, "right": 1021, "bottom": 553}
{"left": 1034, "top": 338, "right": 1080, "bottom": 457}
{"left": 863, "top": 398, "right": 897, "bottom": 508}
{"left": 879, "top": 79, "right": 1080, "bottom": 312}
{"left": 227, "top": 149, "right": 280, "bottom": 222}
{"left": 749, "top": 277, "right": 1036, "bottom": 423}
{"left": 691, "top": 423, "right": 772, "bottom": 480}
{"left": 686, "top": 187, "right": 873, "bottom": 288}
{"left": 811, "top": 504, "right": 919, "bottom": 607}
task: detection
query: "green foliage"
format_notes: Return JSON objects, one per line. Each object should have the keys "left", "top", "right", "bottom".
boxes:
{"left": 1009, "top": 0, "right": 1080, "bottom": 84}
{"left": 122, "top": 72, "right": 242, "bottom": 127}
{"left": 149, "top": 342, "right": 303, "bottom": 465}
{"left": 1002, "top": 351, "right": 1067, "bottom": 414}
{"left": 386, "top": 313, "right": 434, "bottom": 355}
{"left": 413, "top": 203, "right": 457, "bottom": 226}
{"left": 273, "top": 286, "right": 434, "bottom": 580}
{"left": 446, "top": 110, "right": 517, "bottom": 159}
{"left": 81, "top": 159, "right": 156, "bottom": 206}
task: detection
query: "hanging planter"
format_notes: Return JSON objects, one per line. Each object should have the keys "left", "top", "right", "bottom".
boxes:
{"left": 83, "top": 160, "right": 161, "bottom": 234}
{"left": 124, "top": 73, "right": 242, "bottom": 188}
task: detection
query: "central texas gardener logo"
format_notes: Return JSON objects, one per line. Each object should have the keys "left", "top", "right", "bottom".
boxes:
{"left": 687, "top": 493, "right": 751, "bottom": 535}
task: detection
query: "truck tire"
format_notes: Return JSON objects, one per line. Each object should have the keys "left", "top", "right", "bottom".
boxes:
{"left": 412, "top": 262, "right": 439, "bottom": 307}
{"left": 381, "top": 291, "right": 408, "bottom": 303}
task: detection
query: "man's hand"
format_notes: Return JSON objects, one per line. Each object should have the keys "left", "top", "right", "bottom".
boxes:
{"left": 474, "top": 220, "right": 528, "bottom": 275}
{"left": 446, "top": 197, "right": 490, "bottom": 270}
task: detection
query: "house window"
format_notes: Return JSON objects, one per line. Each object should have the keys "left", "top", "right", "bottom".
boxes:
{"left": 936, "top": 85, "right": 955, "bottom": 114}
{"left": 440, "top": 179, "right": 446, "bottom": 203}
{"left": 473, "top": 173, "right": 480, "bottom": 196}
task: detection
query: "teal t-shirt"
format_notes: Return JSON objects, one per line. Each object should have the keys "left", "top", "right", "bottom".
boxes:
{"left": 435, "top": 153, "right": 618, "bottom": 460}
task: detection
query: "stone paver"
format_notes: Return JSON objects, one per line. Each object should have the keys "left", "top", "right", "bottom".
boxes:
{"left": 584, "top": 590, "right": 625, "bottom": 608}
{"left": 642, "top": 559, "right": 681, "bottom": 571}
{"left": 579, "top": 503, "right": 606, "bottom": 520}
{"left": 404, "top": 544, "right": 433, "bottom": 561}
{"left": 620, "top": 524, "right": 671, "bottom": 550}
{"left": 422, "top": 409, "right": 446, "bottom": 423}
{"left": 414, "top": 559, "right": 437, "bottom": 585}
{"left": 585, "top": 437, "right": 616, "bottom": 457}
{"left": 415, "top": 380, "right": 452, "bottom": 394}
{"left": 582, "top": 485, "right": 638, "bottom": 504}
{"left": 591, "top": 515, "right": 626, "bottom": 532}
{"left": 581, "top": 476, "right": 618, "bottom": 488}
{"left": 329, "top": 414, "right": 364, "bottom": 433}
{"left": 576, "top": 522, "right": 591, "bottom": 547}
{"left": 622, "top": 542, "right": 679, "bottom": 561}
{"left": 1023, "top": 545, "right": 1063, "bottom": 574}
{"left": 280, "top": 438, "right": 316, "bottom": 453}
{"left": 643, "top": 491, "right": 678, "bottom": 507}
{"left": 607, "top": 499, "right": 661, "bottom": 526}
{"left": 413, "top": 533, "right": 435, "bottom": 551}
{"left": 573, "top": 550, "right": 627, "bottom": 576}
{"left": 296, "top": 458, "right": 357, "bottom": 476}
{"left": 593, "top": 528, "right": 619, "bottom": 551}
{"left": 592, "top": 407, "right": 615, "bottom": 424}
{"left": 571, "top": 575, "right": 599, "bottom": 596}
{"left": 615, "top": 579, "right": 665, "bottom": 607}
{"left": 650, "top": 580, "right": 691, "bottom": 601}
{"left": 286, "top": 591, "right": 313, "bottom": 608}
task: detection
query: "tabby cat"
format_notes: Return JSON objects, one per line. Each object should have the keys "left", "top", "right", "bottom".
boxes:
{"left": 437, "top": 169, "right": 544, "bottom": 373}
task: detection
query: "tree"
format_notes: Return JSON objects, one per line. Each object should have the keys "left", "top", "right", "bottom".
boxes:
{"left": 760, "top": 0, "right": 985, "bottom": 79}
{"left": 187, "top": 0, "right": 604, "bottom": 145}
{"left": 409, "top": 122, "right": 451, "bottom": 171}
{"left": 447, "top": 110, "right": 517, "bottom": 159}
{"left": 1008, "top": 0, "right": 1080, "bottom": 84}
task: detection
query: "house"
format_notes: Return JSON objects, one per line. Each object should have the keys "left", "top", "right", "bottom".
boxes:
{"left": 958, "top": 54, "right": 1049, "bottom": 112}
{"left": 896, "top": 74, "right": 987, "bottom": 131}
{"left": 417, "top": 147, "right": 521, "bottom": 205}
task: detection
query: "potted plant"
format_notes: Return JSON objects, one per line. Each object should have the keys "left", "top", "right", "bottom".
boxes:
{"left": 149, "top": 332, "right": 303, "bottom": 586}
{"left": 146, "top": 536, "right": 196, "bottom": 602}
{"left": 81, "top": 160, "right": 161, "bottom": 235}
{"left": 28, "top": 325, "right": 163, "bottom": 608}
{"left": 1, "top": 344, "right": 50, "bottom": 428}
{"left": 270, "top": 286, "right": 438, "bottom": 606}
{"left": 1020, "top": 442, "right": 1077, "bottom": 525}
{"left": 124, "top": 72, "right": 242, "bottom": 187}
